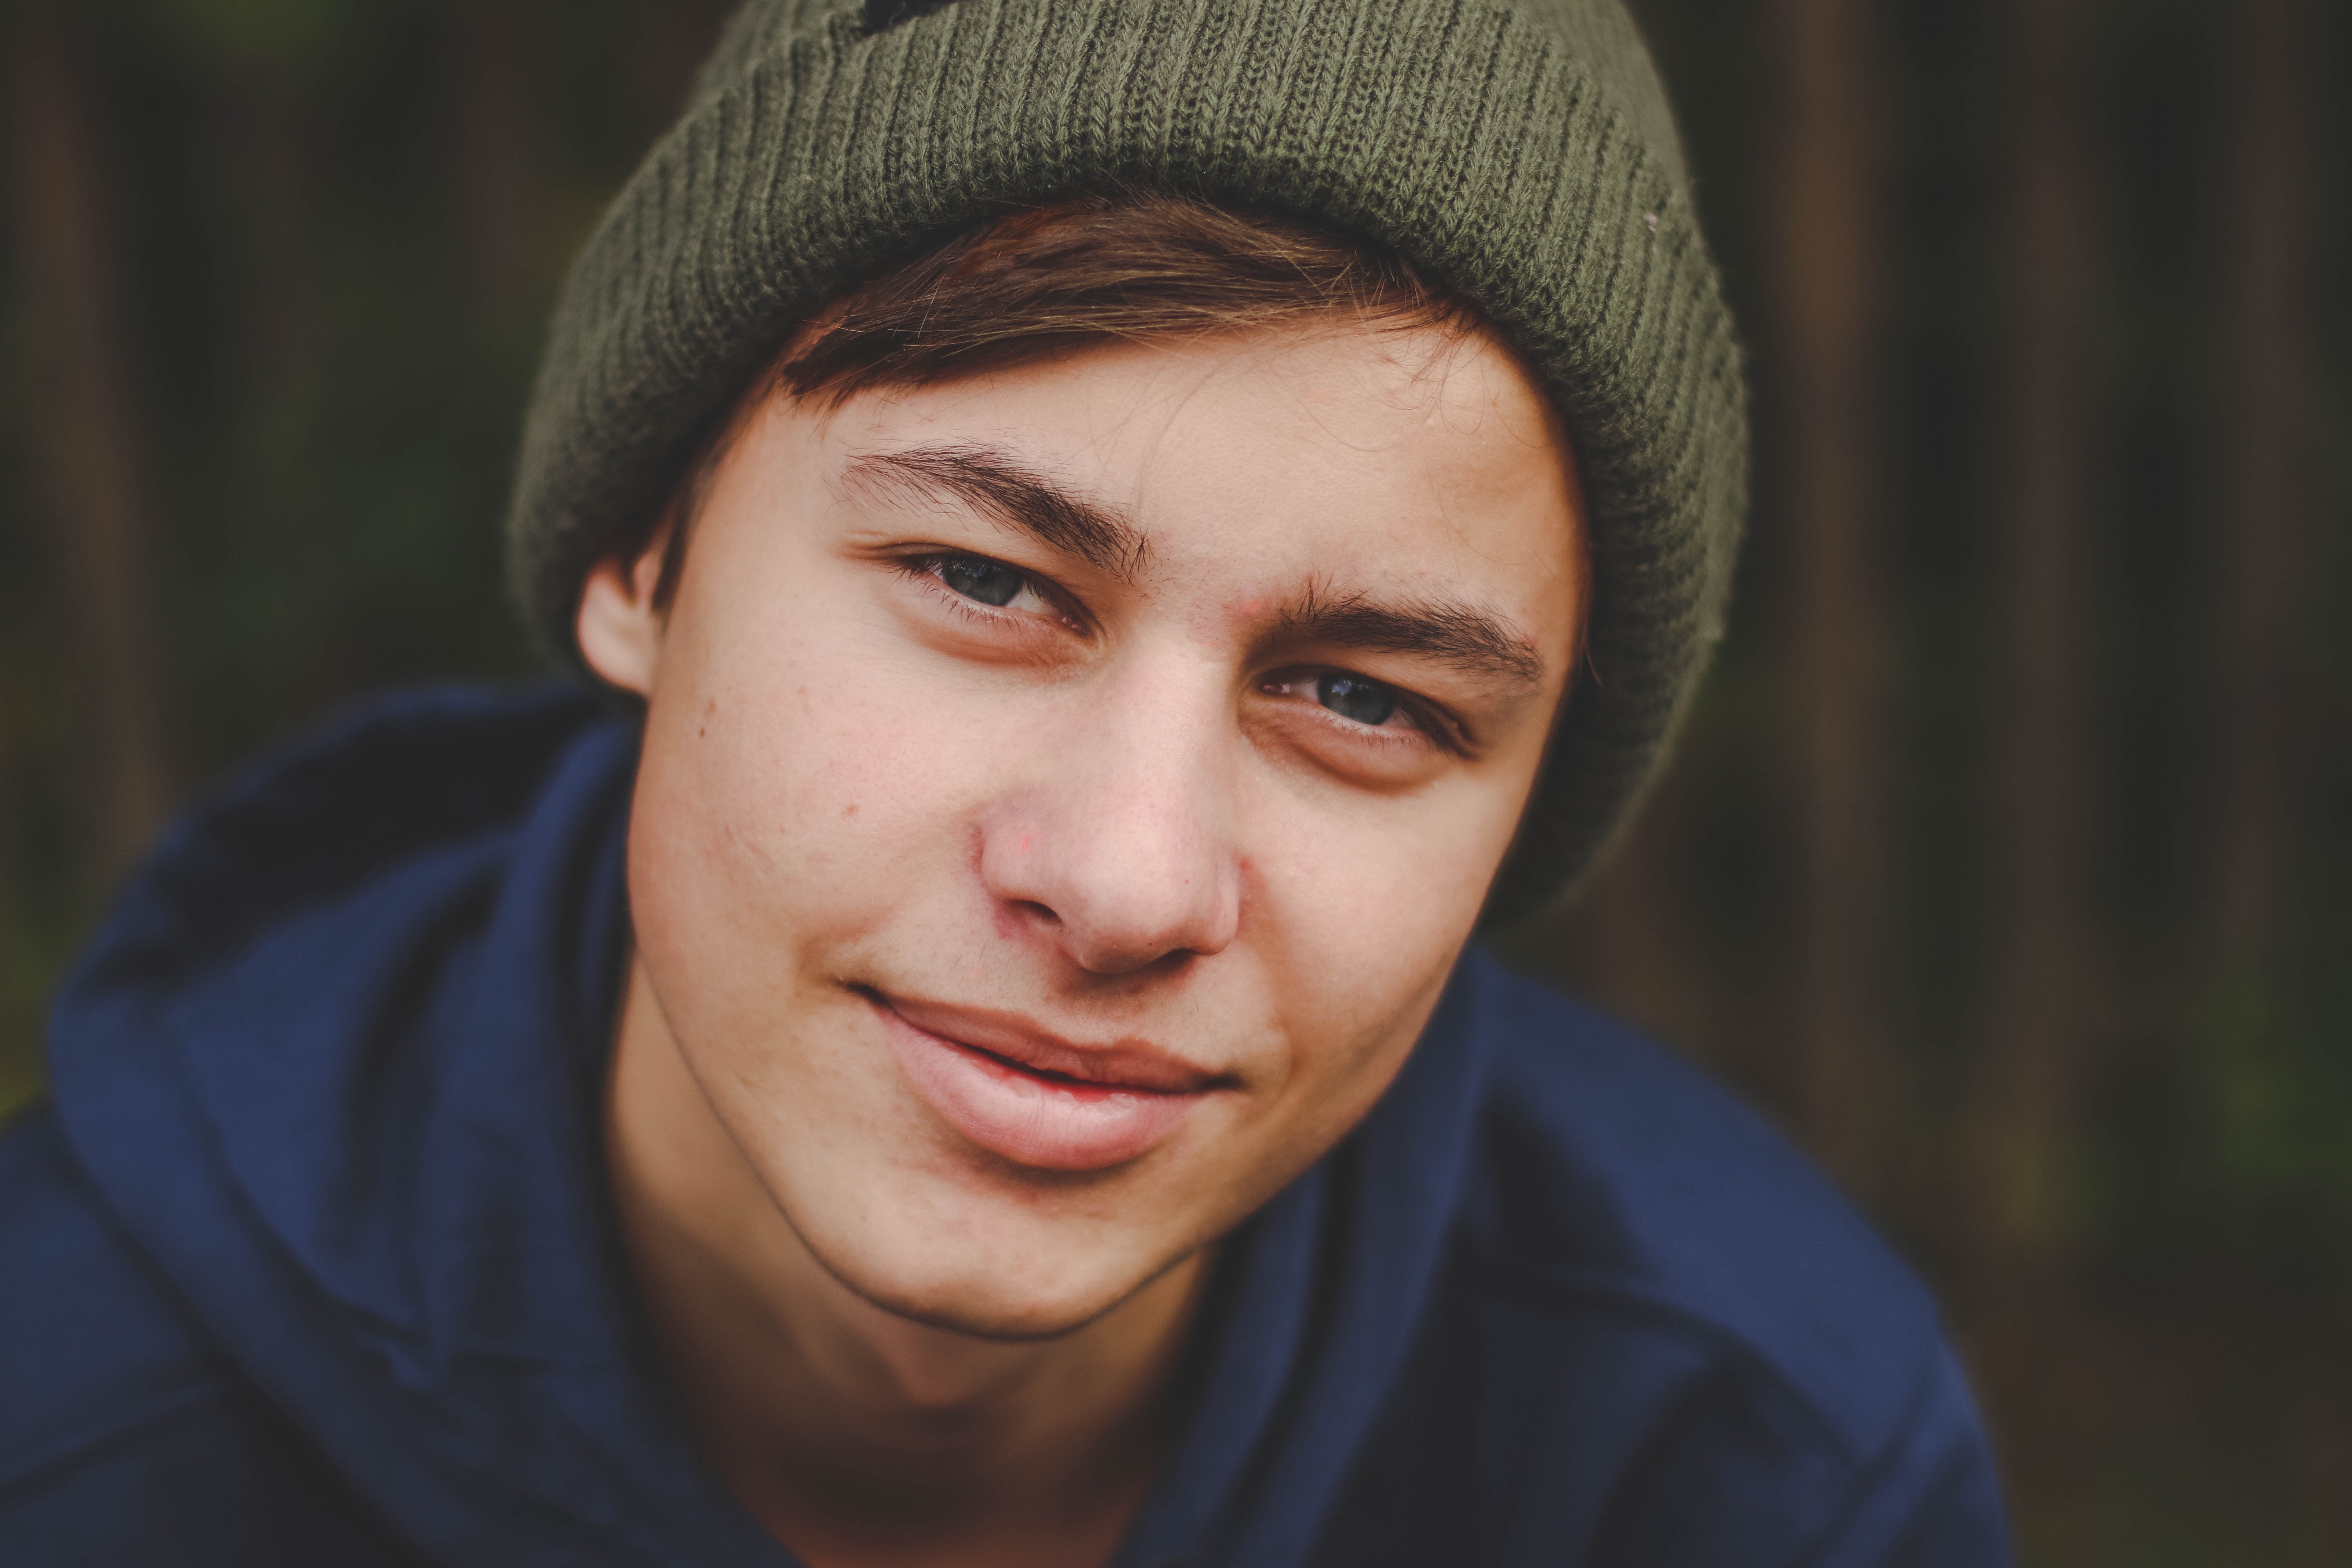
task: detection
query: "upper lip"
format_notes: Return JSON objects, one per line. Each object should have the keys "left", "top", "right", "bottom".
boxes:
{"left": 865, "top": 990, "right": 1226, "bottom": 1095}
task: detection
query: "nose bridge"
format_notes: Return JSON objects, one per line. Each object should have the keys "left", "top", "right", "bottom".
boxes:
{"left": 985, "top": 653, "right": 1241, "bottom": 970}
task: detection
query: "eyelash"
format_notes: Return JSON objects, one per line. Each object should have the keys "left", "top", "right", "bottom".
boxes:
{"left": 891, "top": 550, "right": 1469, "bottom": 756}
{"left": 1261, "top": 674, "right": 1466, "bottom": 757}
{"left": 892, "top": 551, "right": 1082, "bottom": 633}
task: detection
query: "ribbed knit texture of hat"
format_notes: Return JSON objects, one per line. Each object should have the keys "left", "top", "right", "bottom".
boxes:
{"left": 508, "top": 0, "right": 1746, "bottom": 924}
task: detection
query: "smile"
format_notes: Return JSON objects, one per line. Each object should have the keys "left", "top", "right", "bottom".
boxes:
{"left": 860, "top": 989, "right": 1227, "bottom": 1171}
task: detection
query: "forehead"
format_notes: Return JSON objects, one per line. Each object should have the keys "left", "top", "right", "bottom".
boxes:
{"left": 802, "top": 322, "right": 1585, "bottom": 631}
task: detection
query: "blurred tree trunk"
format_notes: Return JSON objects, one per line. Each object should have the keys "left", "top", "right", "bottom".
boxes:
{"left": 1764, "top": 0, "right": 1890, "bottom": 1195}
{"left": 1959, "top": 0, "right": 2093, "bottom": 1301}
{"left": 456, "top": 0, "right": 537, "bottom": 310}
{"left": 1575, "top": 772, "right": 1711, "bottom": 1062}
{"left": 2213, "top": 0, "right": 2308, "bottom": 959}
{"left": 4, "top": 21, "right": 175, "bottom": 880}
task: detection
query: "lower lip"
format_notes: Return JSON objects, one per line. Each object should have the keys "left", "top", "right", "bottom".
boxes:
{"left": 870, "top": 1001, "right": 1205, "bottom": 1172}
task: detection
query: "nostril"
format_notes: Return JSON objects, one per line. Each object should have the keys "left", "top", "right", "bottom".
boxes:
{"left": 1074, "top": 944, "right": 1204, "bottom": 982}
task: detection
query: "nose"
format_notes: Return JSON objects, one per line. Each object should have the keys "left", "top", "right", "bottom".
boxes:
{"left": 978, "top": 671, "right": 1242, "bottom": 975}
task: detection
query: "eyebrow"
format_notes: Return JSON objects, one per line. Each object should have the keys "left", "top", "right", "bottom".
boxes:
{"left": 842, "top": 444, "right": 1151, "bottom": 583}
{"left": 1274, "top": 580, "right": 1546, "bottom": 690}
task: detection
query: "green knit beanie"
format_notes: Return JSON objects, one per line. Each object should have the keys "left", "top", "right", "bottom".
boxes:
{"left": 508, "top": 0, "right": 1746, "bottom": 924}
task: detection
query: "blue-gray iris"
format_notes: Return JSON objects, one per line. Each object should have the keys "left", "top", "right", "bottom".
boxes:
{"left": 944, "top": 557, "right": 1024, "bottom": 607}
{"left": 1318, "top": 674, "right": 1396, "bottom": 726}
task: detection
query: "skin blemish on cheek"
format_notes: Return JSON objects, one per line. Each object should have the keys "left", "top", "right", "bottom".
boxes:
{"left": 699, "top": 697, "right": 716, "bottom": 740}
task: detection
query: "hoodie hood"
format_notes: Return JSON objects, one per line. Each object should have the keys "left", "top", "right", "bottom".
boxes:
{"left": 43, "top": 684, "right": 1497, "bottom": 1568}
{"left": 46, "top": 686, "right": 781, "bottom": 1565}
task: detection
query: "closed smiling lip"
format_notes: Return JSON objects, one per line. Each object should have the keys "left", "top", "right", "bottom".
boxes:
{"left": 858, "top": 988, "right": 1231, "bottom": 1171}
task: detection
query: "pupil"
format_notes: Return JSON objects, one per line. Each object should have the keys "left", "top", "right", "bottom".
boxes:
{"left": 1318, "top": 673, "right": 1397, "bottom": 726}
{"left": 942, "top": 557, "right": 1023, "bottom": 607}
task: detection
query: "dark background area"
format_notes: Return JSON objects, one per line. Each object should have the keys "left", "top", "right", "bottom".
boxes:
{"left": 4, "top": 1, "right": 2345, "bottom": 1560}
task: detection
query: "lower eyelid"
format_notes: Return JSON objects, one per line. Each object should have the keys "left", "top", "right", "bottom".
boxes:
{"left": 1260, "top": 679, "right": 1446, "bottom": 749}
{"left": 902, "top": 554, "right": 1084, "bottom": 634}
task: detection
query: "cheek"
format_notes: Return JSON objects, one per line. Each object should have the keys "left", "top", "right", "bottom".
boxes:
{"left": 1243, "top": 779, "right": 1521, "bottom": 1111}
{"left": 633, "top": 666, "right": 920, "bottom": 952}
{"left": 1257, "top": 776, "right": 1523, "bottom": 962}
{"left": 627, "top": 569, "right": 1052, "bottom": 985}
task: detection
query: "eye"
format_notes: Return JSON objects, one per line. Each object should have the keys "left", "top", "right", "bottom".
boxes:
{"left": 898, "top": 550, "right": 1088, "bottom": 633}
{"left": 1255, "top": 667, "right": 1468, "bottom": 761}
{"left": 1316, "top": 673, "right": 1398, "bottom": 727}
{"left": 939, "top": 555, "right": 1027, "bottom": 607}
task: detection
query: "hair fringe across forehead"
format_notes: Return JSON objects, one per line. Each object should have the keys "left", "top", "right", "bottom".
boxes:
{"left": 632, "top": 191, "right": 1490, "bottom": 609}
{"left": 774, "top": 191, "right": 1478, "bottom": 405}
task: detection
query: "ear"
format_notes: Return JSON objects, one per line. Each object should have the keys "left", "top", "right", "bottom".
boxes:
{"left": 576, "top": 534, "right": 669, "bottom": 698}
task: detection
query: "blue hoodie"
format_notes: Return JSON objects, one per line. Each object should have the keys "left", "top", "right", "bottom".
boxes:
{"left": 1, "top": 686, "right": 2008, "bottom": 1567}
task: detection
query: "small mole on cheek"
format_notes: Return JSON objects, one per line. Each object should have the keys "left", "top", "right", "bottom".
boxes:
{"left": 843, "top": 802, "right": 858, "bottom": 818}
{"left": 699, "top": 697, "right": 716, "bottom": 740}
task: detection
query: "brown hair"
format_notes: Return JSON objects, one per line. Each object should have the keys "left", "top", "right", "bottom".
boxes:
{"left": 618, "top": 192, "right": 1494, "bottom": 608}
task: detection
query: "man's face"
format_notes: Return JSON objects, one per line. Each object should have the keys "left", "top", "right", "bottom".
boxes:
{"left": 586, "top": 320, "right": 1583, "bottom": 1338}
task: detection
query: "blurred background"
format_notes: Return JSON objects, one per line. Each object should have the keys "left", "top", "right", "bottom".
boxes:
{"left": 1, "top": 0, "right": 2345, "bottom": 1560}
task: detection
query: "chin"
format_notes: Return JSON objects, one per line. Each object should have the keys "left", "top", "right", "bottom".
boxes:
{"left": 869, "top": 1289, "right": 1119, "bottom": 1344}
{"left": 803, "top": 1210, "right": 1185, "bottom": 1343}
{"left": 834, "top": 1261, "right": 1146, "bottom": 1343}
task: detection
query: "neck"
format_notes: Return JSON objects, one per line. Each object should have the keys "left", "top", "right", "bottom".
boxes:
{"left": 605, "top": 956, "right": 1207, "bottom": 1568}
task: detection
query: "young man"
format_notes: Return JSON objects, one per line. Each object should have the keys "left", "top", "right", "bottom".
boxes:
{"left": 2, "top": 2, "right": 2008, "bottom": 1564}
